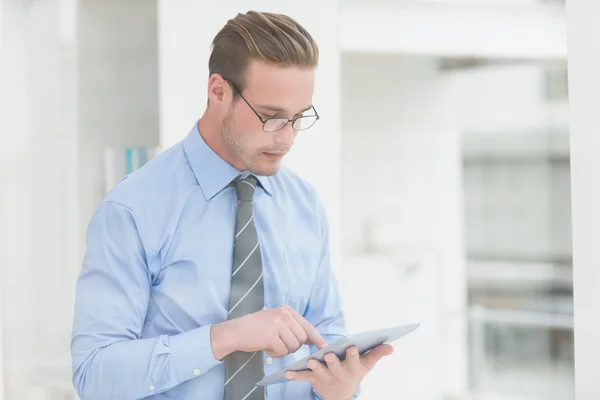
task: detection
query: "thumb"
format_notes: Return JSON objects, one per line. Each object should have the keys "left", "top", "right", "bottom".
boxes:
{"left": 360, "top": 344, "right": 394, "bottom": 370}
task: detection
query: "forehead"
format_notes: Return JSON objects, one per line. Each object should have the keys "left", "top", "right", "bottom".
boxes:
{"left": 243, "top": 60, "right": 315, "bottom": 110}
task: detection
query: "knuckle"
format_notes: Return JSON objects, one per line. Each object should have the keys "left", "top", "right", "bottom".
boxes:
{"left": 283, "top": 312, "right": 294, "bottom": 323}
{"left": 273, "top": 312, "right": 286, "bottom": 325}
{"left": 272, "top": 343, "right": 286, "bottom": 357}
{"left": 272, "top": 331, "right": 281, "bottom": 342}
{"left": 299, "top": 332, "right": 308, "bottom": 343}
{"left": 277, "top": 307, "right": 292, "bottom": 322}
{"left": 274, "top": 349, "right": 286, "bottom": 358}
{"left": 282, "top": 347, "right": 292, "bottom": 357}
{"left": 280, "top": 305, "right": 292, "bottom": 314}
{"left": 267, "top": 332, "right": 279, "bottom": 347}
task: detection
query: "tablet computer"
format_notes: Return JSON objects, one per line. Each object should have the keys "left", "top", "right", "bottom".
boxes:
{"left": 255, "top": 322, "right": 420, "bottom": 387}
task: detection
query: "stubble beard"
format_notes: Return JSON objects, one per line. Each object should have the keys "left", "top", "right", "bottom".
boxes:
{"left": 220, "top": 107, "right": 280, "bottom": 176}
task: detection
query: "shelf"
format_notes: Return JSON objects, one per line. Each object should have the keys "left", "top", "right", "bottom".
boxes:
{"left": 467, "top": 260, "right": 572, "bottom": 290}
{"left": 340, "top": 1, "right": 567, "bottom": 60}
{"left": 462, "top": 131, "right": 570, "bottom": 159}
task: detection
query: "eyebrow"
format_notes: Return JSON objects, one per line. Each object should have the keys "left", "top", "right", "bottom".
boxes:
{"left": 256, "top": 104, "right": 314, "bottom": 114}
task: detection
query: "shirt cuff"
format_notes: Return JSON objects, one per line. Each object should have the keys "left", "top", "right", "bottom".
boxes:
{"left": 313, "top": 387, "right": 360, "bottom": 399}
{"left": 168, "top": 324, "right": 223, "bottom": 382}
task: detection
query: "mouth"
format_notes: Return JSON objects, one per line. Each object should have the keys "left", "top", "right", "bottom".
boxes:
{"left": 262, "top": 151, "right": 286, "bottom": 158}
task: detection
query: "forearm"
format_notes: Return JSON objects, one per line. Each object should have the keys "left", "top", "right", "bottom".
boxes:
{"left": 72, "top": 325, "right": 222, "bottom": 400}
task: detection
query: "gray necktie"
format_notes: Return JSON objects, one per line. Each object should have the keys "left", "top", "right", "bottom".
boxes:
{"left": 224, "top": 175, "right": 265, "bottom": 400}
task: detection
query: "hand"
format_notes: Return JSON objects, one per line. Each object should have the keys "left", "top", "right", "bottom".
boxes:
{"left": 284, "top": 344, "right": 394, "bottom": 400}
{"left": 210, "top": 305, "right": 328, "bottom": 360}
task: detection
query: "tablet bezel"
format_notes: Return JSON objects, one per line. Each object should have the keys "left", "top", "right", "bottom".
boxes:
{"left": 255, "top": 322, "right": 420, "bottom": 387}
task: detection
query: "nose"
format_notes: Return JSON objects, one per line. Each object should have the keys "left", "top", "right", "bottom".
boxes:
{"left": 274, "top": 123, "right": 296, "bottom": 147}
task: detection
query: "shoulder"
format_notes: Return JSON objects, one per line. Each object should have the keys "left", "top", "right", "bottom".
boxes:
{"left": 103, "top": 142, "right": 191, "bottom": 207}
{"left": 96, "top": 141, "right": 199, "bottom": 241}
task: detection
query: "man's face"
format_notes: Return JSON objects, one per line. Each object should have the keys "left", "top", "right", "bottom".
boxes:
{"left": 219, "top": 60, "right": 315, "bottom": 176}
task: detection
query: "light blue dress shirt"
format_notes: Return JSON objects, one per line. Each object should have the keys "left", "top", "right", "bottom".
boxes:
{"left": 71, "top": 122, "right": 352, "bottom": 400}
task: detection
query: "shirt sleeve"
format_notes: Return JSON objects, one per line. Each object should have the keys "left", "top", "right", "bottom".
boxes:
{"left": 71, "top": 201, "right": 222, "bottom": 400}
{"left": 303, "top": 196, "right": 360, "bottom": 400}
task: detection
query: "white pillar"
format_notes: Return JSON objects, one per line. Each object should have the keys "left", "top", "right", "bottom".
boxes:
{"left": 1, "top": 0, "right": 78, "bottom": 398}
{"left": 565, "top": 1, "right": 600, "bottom": 399}
{"left": 157, "top": 1, "right": 342, "bottom": 276}
{"left": 0, "top": 1, "right": 35, "bottom": 398}
{"left": 0, "top": 1, "right": 7, "bottom": 398}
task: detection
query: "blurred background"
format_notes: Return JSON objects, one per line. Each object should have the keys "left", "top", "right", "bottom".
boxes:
{"left": 0, "top": 0, "right": 573, "bottom": 399}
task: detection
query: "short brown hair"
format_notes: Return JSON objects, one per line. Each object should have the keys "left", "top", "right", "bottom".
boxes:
{"left": 209, "top": 11, "right": 319, "bottom": 91}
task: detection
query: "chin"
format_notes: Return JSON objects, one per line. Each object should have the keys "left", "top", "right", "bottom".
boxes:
{"left": 249, "top": 162, "right": 281, "bottom": 177}
{"left": 252, "top": 166, "right": 280, "bottom": 177}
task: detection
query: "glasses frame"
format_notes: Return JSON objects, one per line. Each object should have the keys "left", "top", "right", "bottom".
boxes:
{"left": 224, "top": 78, "right": 320, "bottom": 132}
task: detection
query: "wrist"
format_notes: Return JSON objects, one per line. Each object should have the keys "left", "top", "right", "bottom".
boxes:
{"left": 210, "top": 321, "right": 236, "bottom": 360}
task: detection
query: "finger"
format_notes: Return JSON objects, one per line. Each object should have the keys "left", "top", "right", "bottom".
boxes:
{"left": 278, "top": 326, "right": 301, "bottom": 353}
{"left": 315, "top": 340, "right": 329, "bottom": 350}
{"left": 289, "top": 310, "right": 328, "bottom": 349}
{"left": 306, "top": 359, "right": 330, "bottom": 379}
{"left": 324, "top": 352, "right": 342, "bottom": 374}
{"left": 344, "top": 346, "right": 361, "bottom": 370}
{"left": 360, "top": 344, "right": 394, "bottom": 370}
{"left": 285, "top": 370, "right": 316, "bottom": 385}
{"left": 267, "top": 337, "right": 289, "bottom": 358}
{"left": 286, "top": 316, "right": 310, "bottom": 349}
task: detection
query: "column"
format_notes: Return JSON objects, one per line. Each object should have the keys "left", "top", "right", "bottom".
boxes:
{"left": 565, "top": 0, "right": 600, "bottom": 399}
{"left": 0, "top": 1, "right": 35, "bottom": 398}
{"left": 0, "top": 0, "right": 78, "bottom": 398}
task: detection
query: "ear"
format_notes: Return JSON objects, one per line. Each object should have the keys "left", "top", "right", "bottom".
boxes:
{"left": 207, "top": 73, "right": 229, "bottom": 105}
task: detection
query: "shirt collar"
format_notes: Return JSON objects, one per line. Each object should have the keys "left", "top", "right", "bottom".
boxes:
{"left": 183, "top": 121, "right": 273, "bottom": 200}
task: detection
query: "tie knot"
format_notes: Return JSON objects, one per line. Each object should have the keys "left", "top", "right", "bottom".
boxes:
{"left": 234, "top": 175, "right": 257, "bottom": 202}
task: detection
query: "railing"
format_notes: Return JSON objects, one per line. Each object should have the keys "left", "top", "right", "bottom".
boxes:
{"left": 468, "top": 304, "right": 574, "bottom": 399}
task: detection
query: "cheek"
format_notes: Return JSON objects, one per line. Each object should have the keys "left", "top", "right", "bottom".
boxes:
{"left": 237, "top": 108, "right": 261, "bottom": 130}
{"left": 232, "top": 113, "right": 273, "bottom": 151}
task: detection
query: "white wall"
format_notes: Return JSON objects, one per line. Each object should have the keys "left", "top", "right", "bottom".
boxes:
{"left": 340, "top": 1, "right": 567, "bottom": 59}
{"left": 451, "top": 63, "right": 568, "bottom": 135}
{"left": 454, "top": 64, "right": 545, "bottom": 134}
{"left": 341, "top": 53, "right": 466, "bottom": 399}
{"left": 157, "top": 0, "right": 343, "bottom": 276}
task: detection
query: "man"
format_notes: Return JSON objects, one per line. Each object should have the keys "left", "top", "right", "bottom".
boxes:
{"left": 71, "top": 10, "right": 392, "bottom": 400}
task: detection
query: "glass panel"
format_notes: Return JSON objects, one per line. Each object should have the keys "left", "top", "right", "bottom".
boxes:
{"left": 461, "top": 61, "right": 574, "bottom": 400}
{"left": 341, "top": 52, "right": 573, "bottom": 399}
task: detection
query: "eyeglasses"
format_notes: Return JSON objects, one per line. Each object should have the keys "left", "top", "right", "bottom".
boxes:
{"left": 225, "top": 79, "right": 320, "bottom": 132}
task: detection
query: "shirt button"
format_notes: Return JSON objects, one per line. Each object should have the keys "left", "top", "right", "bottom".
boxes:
{"left": 193, "top": 368, "right": 201, "bottom": 376}
{"left": 149, "top": 386, "right": 155, "bottom": 391}
{"left": 266, "top": 357, "right": 273, "bottom": 365}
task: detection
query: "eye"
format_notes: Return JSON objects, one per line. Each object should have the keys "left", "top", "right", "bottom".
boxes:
{"left": 294, "top": 110, "right": 311, "bottom": 119}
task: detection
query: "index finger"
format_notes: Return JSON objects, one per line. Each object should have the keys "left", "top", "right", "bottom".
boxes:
{"left": 289, "top": 309, "right": 328, "bottom": 349}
